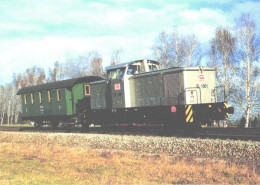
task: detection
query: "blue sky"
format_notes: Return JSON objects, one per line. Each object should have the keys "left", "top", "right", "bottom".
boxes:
{"left": 0, "top": 0, "right": 260, "bottom": 84}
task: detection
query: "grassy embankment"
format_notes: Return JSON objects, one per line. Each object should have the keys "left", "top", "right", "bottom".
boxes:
{"left": 0, "top": 133, "right": 259, "bottom": 184}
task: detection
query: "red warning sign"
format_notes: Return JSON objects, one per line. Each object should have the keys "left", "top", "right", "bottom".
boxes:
{"left": 114, "top": 83, "right": 121, "bottom": 90}
{"left": 198, "top": 75, "right": 205, "bottom": 81}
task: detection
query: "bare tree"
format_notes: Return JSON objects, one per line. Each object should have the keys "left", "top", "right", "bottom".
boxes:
{"left": 62, "top": 53, "right": 94, "bottom": 79}
{"left": 10, "top": 84, "right": 17, "bottom": 124}
{"left": 78, "top": 56, "right": 88, "bottom": 77}
{"left": 183, "top": 34, "right": 202, "bottom": 66}
{"left": 111, "top": 48, "right": 123, "bottom": 65}
{"left": 89, "top": 51, "right": 104, "bottom": 77}
{"left": 11, "top": 67, "right": 46, "bottom": 124}
{"left": 16, "top": 66, "right": 46, "bottom": 86}
{"left": 209, "top": 27, "right": 236, "bottom": 101}
{"left": 0, "top": 86, "right": 7, "bottom": 125}
{"left": 5, "top": 84, "right": 13, "bottom": 124}
{"left": 169, "top": 28, "right": 185, "bottom": 67}
{"left": 233, "top": 13, "right": 260, "bottom": 128}
{"left": 153, "top": 29, "right": 202, "bottom": 67}
{"left": 48, "top": 61, "right": 62, "bottom": 82}
{"left": 152, "top": 31, "right": 171, "bottom": 67}
{"left": 12, "top": 74, "right": 22, "bottom": 123}
{"left": 64, "top": 59, "right": 73, "bottom": 79}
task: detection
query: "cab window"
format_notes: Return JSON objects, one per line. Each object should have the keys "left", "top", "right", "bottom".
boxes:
{"left": 148, "top": 64, "right": 158, "bottom": 71}
{"left": 127, "top": 65, "right": 139, "bottom": 75}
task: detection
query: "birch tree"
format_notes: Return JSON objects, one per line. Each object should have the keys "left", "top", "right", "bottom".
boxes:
{"left": 209, "top": 27, "right": 236, "bottom": 101}
{"left": 152, "top": 31, "right": 170, "bottom": 67}
{"left": 153, "top": 29, "right": 201, "bottom": 67}
{"left": 48, "top": 61, "right": 61, "bottom": 82}
{"left": 0, "top": 86, "right": 7, "bottom": 125}
{"left": 6, "top": 84, "right": 13, "bottom": 124}
{"left": 168, "top": 28, "right": 185, "bottom": 67}
{"left": 78, "top": 55, "right": 90, "bottom": 77}
{"left": 233, "top": 13, "right": 260, "bottom": 128}
{"left": 111, "top": 48, "right": 123, "bottom": 65}
{"left": 182, "top": 34, "right": 202, "bottom": 66}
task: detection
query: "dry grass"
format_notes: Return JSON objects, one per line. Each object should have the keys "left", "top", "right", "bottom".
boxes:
{"left": 0, "top": 141, "right": 259, "bottom": 184}
{"left": 1, "top": 132, "right": 259, "bottom": 163}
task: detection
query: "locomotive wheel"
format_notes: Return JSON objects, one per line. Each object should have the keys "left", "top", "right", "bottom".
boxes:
{"left": 183, "top": 123, "right": 199, "bottom": 136}
{"left": 81, "top": 123, "right": 89, "bottom": 133}
{"left": 52, "top": 123, "right": 59, "bottom": 129}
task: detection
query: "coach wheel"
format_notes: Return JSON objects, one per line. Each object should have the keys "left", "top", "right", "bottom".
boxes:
{"left": 34, "top": 122, "right": 42, "bottom": 129}
{"left": 80, "top": 112, "right": 90, "bottom": 133}
{"left": 61, "top": 122, "right": 71, "bottom": 133}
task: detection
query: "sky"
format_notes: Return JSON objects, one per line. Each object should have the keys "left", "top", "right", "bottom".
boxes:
{"left": 0, "top": 0, "right": 260, "bottom": 84}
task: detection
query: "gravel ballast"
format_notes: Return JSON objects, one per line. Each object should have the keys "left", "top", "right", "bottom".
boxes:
{"left": 0, "top": 132, "right": 259, "bottom": 162}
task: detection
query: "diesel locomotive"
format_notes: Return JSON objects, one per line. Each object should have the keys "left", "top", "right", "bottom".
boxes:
{"left": 17, "top": 59, "right": 234, "bottom": 131}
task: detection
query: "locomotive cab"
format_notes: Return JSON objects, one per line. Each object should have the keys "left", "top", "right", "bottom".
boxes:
{"left": 106, "top": 59, "right": 160, "bottom": 108}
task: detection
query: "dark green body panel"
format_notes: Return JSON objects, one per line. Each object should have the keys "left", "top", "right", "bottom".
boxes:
{"left": 18, "top": 76, "right": 103, "bottom": 122}
{"left": 66, "top": 90, "right": 73, "bottom": 116}
{"left": 20, "top": 86, "right": 85, "bottom": 118}
{"left": 51, "top": 88, "right": 67, "bottom": 116}
{"left": 42, "top": 91, "right": 52, "bottom": 116}
{"left": 21, "top": 88, "right": 68, "bottom": 118}
{"left": 72, "top": 83, "right": 91, "bottom": 114}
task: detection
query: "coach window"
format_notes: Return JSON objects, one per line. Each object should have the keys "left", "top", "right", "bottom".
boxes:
{"left": 57, "top": 89, "right": 61, "bottom": 101}
{"left": 24, "top": 94, "right": 27, "bottom": 104}
{"left": 84, "top": 85, "right": 90, "bottom": 96}
{"left": 48, "top": 90, "right": 52, "bottom": 102}
{"left": 31, "top": 93, "right": 34, "bottom": 104}
{"left": 39, "top": 92, "right": 42, "bottom": 103}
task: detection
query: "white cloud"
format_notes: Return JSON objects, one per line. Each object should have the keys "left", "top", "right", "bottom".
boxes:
{"left": 0, "top": 33, "right": 154, "bottom": 83}
{"left": 1, "top": 0, "right": 260, "bottom": 85}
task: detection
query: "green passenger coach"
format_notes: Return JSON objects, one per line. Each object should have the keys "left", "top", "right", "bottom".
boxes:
{"left": 17, "top": 76, "right": 103, "bottom": 127}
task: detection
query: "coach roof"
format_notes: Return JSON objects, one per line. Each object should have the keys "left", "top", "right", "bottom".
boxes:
{"left": 17, "top": 76, "right": 103, "bottom": 95}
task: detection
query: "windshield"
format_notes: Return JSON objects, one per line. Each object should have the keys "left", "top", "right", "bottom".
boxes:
{"left": 127, "top": 65, "right": 139, "bottom": 75}
{"left": 108, "top": 68, "right": 125, "bottom": 79}
{"left": 148, "top": 64, "right": 158, "bottom": 71}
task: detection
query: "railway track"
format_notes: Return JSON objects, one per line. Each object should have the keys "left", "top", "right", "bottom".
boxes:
{"left": 0, "top": 126, "right": 260, "bottom": 141}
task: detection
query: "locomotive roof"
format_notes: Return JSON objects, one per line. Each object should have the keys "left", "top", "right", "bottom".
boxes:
{"left": 17, "top": 76, "right": 104, "bottom": 95}
{"left": 131, "top": 66, "right": 215, "bottom": 78}
{"left": 105, "top": 59, "right": 159, "bottom": 71}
